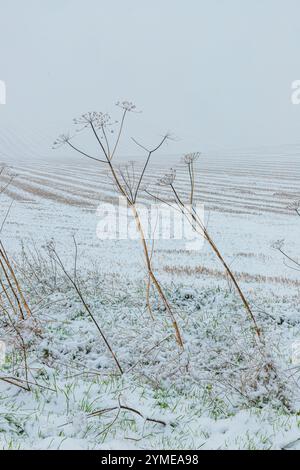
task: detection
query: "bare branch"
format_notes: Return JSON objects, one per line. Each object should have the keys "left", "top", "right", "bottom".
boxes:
{"left": 132, "top": 134, "right": 169, "bottom": 202}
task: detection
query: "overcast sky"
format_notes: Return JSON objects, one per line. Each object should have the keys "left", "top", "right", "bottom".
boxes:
{"left": 1, "top": 0, "right": 300, "bottom": 160}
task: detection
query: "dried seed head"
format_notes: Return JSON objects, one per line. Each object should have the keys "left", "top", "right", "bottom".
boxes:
{"left": 73, "top": 112, "right": 97, "bottom": 127}
{"left": 52, "top": 133, "right": 70, "bottom": 149}
{"left": 45, "top": 239, "right": 56, "bottom": 253}
{"left": 116, "top": 100, "right": 136, "bottom": 112}
{"left": 183, "top": 152, "right": 201, "bottom": 164}
{"left": 158, "top": 168, "right": 176, "bottom": 186}
{"left": 73, "top": 111, "right": 112, "bottom": 129}
{"left": 94, "top": 113, "right": 113, "bottom": 129}
{"left": 287, "top": 200, "right": 300, "bottom": 211}
{"left": 272, "top": 239, "right": 285, "bottom": 250}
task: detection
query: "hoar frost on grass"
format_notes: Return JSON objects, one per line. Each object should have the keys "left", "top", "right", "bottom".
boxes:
{"left": 1, "top": 258, "right": 300, "bottom": 449}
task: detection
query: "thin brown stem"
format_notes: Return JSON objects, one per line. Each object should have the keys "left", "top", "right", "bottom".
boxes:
{"left": 131, "top": 204, "right": 184, "bottom": 348}
{"left": 111, "top": 109, "right": 127, "bottom": 160}
{"left": 66, "top": 141, "right": 107, "bottom": 164}
{"left": 50, "top": 248, "right": 123, "bottom": 375}
{"left": 168, "top": 183, "right": 261, "bottom": 338}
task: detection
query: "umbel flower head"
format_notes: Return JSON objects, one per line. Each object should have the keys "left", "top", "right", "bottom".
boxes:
{"left": 116, "top": 101, "right": 137, "bottom": 112}
{"left": 272, "top": 239, "right": 285, "bottom": 250}
{"left": 183, "top": 152, "right": 201, "bottom": 164}
{"left": 52, "top": 133, "right": 71, "bottom": 149}
{"left": 287, "top": 200, "right": 300, "bottom": 212}
{"left": 158, "top": 168, "right": 176, "bottom": 186}
{"left": 73, "top": 111, "right": 113, "bottom": 130}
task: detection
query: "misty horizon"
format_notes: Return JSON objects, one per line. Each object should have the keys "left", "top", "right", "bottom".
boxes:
{"left": 1, "top": 0, "right": 300, "bottom": 162}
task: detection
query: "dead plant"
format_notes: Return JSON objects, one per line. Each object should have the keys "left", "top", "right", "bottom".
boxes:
{"left": 53, "top": 102, "right": 183, "bottom": 348}
{"left": 146, "top": 153, "right": 261, "bottom": 339}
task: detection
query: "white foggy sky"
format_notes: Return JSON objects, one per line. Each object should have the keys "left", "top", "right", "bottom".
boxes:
{"left": 1, "top": 0, "right": 300, "bottom": 159}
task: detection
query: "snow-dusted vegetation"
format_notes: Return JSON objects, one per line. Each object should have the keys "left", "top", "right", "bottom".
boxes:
{"left": 1, "top": 134, "right": 300, "bottom": 449}
{"left": 1, "top": 0, "right": 300, "bottom": 452}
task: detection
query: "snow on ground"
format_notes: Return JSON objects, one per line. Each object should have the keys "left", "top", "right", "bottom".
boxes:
{"left": 1, "top": 148, "right": 300, "bottom": 449}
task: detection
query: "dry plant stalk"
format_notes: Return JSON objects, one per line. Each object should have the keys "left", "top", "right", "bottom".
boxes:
{"left": 0, "top": 169, "right": 31, "bottom": 320}
{"left": 147, "top": 153, "right": 261, "bottom": 339}
{"left": 54, "top": 102, "right": 183, "bottom": 348}
{"left": 47, "top": 240, "right": 124, "bottom": 375}
{"left": 0, "top": 243, "right": 31, "bottom": 320}
{"left": 0, "top": 168, "right": 32, "bottom": 389}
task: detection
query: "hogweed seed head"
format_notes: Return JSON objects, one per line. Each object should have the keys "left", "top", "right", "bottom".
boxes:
{"left": 272, "top": 239, "right": 285, "bottom": 250}
{"left": 116, "top": 100, "right": 137, "bottom": 112}
{"left": 73, "top": 112, "right": 113, "bottom": 130}
{"left": 158, "top": 168, "right": 176, "bottom": 186}
{"left": 45, "top": 239, "right": 56, "bottom": 253}
{"left": 52, "top": 133, "right": 71, "bottom": 149}
{"left": 183, "top": 152, "right": 201, "bottom": 164}
{"left": 94, "top": 113, "right": 113, "bottom": 129}
{"left": 287, "top": 200, "right": 300, "bottom": 211}
{"left": 73, "top": 112, "right": 97, "bottom": 127}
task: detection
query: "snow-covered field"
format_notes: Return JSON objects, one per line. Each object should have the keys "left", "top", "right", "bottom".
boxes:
{"left": 1, "top": 147, "right": 300, "bottom": 450}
